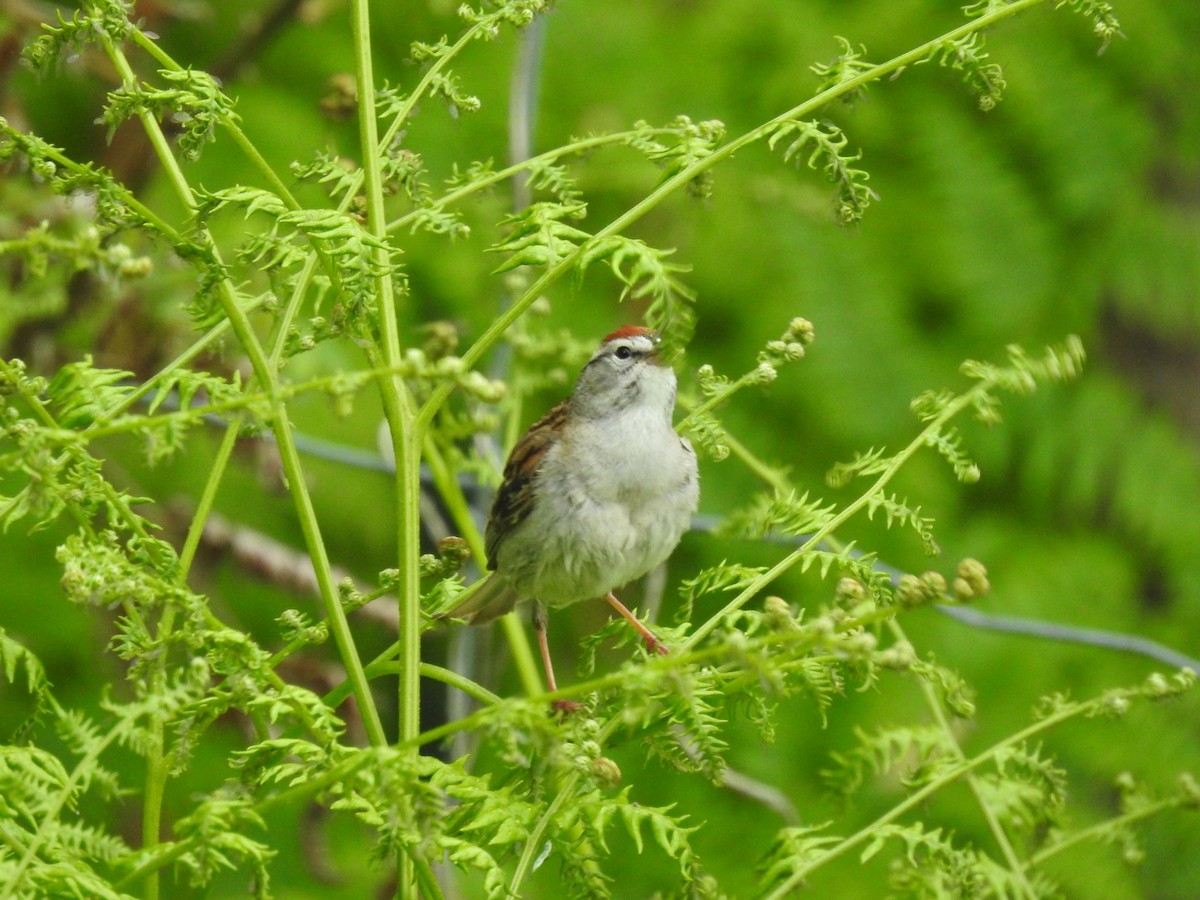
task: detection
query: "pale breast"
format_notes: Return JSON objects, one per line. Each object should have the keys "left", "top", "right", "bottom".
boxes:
{"left": 496, "top": 417, "right": 698, "bottom": 607}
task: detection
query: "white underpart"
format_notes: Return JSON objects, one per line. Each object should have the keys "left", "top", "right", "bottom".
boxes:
{"left": 496, "top": 361, "right": 699, "bottom": 607}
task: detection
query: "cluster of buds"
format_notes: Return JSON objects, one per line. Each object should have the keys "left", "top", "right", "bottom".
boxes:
{"left": 757, "top": 317, "right": 815, "bottom": 378}
{"left": 828, "top": 576, "right": 881, "bottom": 621}
{"left": 952, "top": 558, "right": 989, "bottom": 601}
{"left": 418, "top": 536, "right": 471, "bottom": 579}
{"left": 763, "top": 595, "right": 800, "bottom": 631}
{"left": 1141, "top": 668, "right": 1195, "bottom": 701}
{"left": 875, "top": 639, "right": 917, "bottom": 671}
{"left": 896, "top": 571, "right": 947, "bottom": 609}
{"left": 835, "top": 576, "right": 867, "bottom": 606}
{"left": 893, "top": 559, "right": 990, "bottom": 608}
{"left": 100, "top": 238, "right": 154, "bottom": 278}
{"left": 277, "top": 608, "right": 328, "bottom": 646}
{"left": 420, "top": 320, "right": 460, "bottom": 360}
{"left": 560, "top": 716, "right": 622, "bottom": 788}
{"left": 397, "top": 348, "right": 507, "bottom": 403}
{"left": 337, "top": 577, "right": 369, "bottom": 614}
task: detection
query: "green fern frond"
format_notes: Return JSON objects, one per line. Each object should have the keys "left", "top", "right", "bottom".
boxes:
{"left": 767, "top": 119, "right": 874, "bottom": 223}
{"left": 100, "top": 69, "right": 238, "bottom": 161}
{"left": 757, "top": 822, "right": 841, "bottom": 894}
{"left": 645, "top": 669, "right": 729, "bottom": 782}
{"left": 925, "top": 31, "right": 1007, "bottom": 110}
{"left": 21, "top": 5, "right": 132, "bottom": 71}
{"left": 720, "top": 489, "right": 838, "bottom": 540}
{"left": 490, "top": 201, "right": 591, "bottom": 272}
{"left": 810, "top": 37, "right": 876, "bottom": 101}
{"left": 46, "top": 356, "right": 135, "bottom": 428}
{"left": 676, "top": 562, "right": 770, "bottom": 624}
{"left": 822, "top": 724, "right": 956, "bottom": 800}
{"left": 0, "top": 629, "right": 53, "bottom": 735}
{"left": 864, "top": 492, "right": 940, "bottom": 555}
{"left": 581, "top": 236, "right": 697, "bottom": 356}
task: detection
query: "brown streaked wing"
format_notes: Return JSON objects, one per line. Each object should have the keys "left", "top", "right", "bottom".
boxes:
{"left": 484, "top": 400, "right": 568, "bottom": 570}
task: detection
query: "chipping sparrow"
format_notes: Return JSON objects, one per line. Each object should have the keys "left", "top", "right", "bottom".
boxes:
{"left": 446, "top": 325, "right": 699, "bottom": 691}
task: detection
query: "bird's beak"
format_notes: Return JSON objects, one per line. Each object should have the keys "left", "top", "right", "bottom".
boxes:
{"left": 648, "top": 334, "right": 667, "bottom": 366}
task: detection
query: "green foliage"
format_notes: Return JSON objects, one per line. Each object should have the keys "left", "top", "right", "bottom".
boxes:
{"left": 0, "top": 0, "right": 1196, "bottom": 897}
{"left": 768, "top": 119, "right": 874, "bottom": 223}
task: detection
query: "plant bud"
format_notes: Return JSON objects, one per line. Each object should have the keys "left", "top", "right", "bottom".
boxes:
{"left": 590, "top": 756, "right": 622, "bottom": 788}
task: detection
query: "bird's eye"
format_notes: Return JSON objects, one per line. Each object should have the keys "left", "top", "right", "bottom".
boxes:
{"left": 614, "top": 345, "right": 634, "bottom": 360}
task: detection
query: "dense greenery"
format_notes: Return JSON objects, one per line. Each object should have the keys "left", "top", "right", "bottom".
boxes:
{"left": 0, "top": 0, "right": 1197, "bottom": 897}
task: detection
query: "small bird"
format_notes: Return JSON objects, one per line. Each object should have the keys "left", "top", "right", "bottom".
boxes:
{"left": 445, "top": 325, "right": 700, "bottom": 694}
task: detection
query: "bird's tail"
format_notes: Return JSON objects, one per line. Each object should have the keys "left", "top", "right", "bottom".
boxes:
{"left": 439, "top": 573, "right": 520, "bottom": 625}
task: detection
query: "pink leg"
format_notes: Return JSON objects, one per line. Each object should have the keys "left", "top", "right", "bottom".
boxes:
{"left": 604, "top": 592, "right": 669, "bottom": 655}
{"left": 533, "top": 602, "right": 581, "bottom": 712}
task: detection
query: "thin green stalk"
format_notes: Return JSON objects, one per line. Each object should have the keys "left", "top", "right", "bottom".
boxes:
{"left": 3, "top": 721, "right": 123, "bottom": 895}
{"left": 0, "top": 120, "right": 188, "bottom": 247}
{"left": 391, "top": 626, "right": 866, "bottom": 752}
{"left": 416, "top": 0, "right": 1052, "bottom": 431}
{"left": 1026, "top": 796, "right": 1187, "bottom": 869}
{"left": 76, "top": 362, "right": 393, "bottom": 443}
{"left": 269, "top": 251, "right": 323, "bottom": 368}
{"left": 116, "top": 749, "right": 379, "bottom": 891}
{"left": 328, "top": 661, "right": 505, "bottom": 709}
{"left": 506, "top": 716, "right": 623, "bottom": 894}
{"left": 888, "top": 620, "right": 1037, "bottom": 899}
{"left": 682, "top": 383, "right": 987, "bottom": 650}
{"left": 419, "top": 661, "right": 505, "bottom": 706}
{"left": 677, "top": 369, "right": 768, "bottom": 433}
{"left": 347, "top": 2, "right": 421, "bottom": 894}
{"left": 386, "top": 128, "right": 675, "bottom": 234}
{"left": 128, "top": 30, "right": 310, "bottom": 216}
{"left": 423, "top": 436, "right": 543, "bottom": 695}
{"left": 509, "top": 774, "right": 576, "bottom": 893}
{"left": 140, "top": 416, "right": 244, "bottom": 900}
{"left": 127, "top": 29, "right": 347, "bottom": 303}
{"left": 98, "top": 34, "right": 387, "bottom": 748}
{"left": 761, "top": 693, "right": 1115, "bottom": 899}
{"left": 96, "top": 299, "right": 263, "bottom": 422}
{"left": 721, "top": 429, "right": 793, "bottom": 494}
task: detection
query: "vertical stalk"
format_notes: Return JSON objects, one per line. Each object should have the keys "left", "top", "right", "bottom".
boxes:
{"left": 887, "top": 620, "right": 1037, "bottom": 898}
{"left": 96, "top": 31, "right": 388, "bottom": 749}
{"left": 140, "top": 418, "right": 244, "bottom": 900}
{"left": 348, "top": 2, "right": 422, "bottom": 894}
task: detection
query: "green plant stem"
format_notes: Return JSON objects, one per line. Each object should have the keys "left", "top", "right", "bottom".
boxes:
{"left": 422, "top": 436, "right": 543, "bottom": 695}
{"left": 0, "top": 120, "right": 189, "bottom": 248}
{"left": 416, "top": 0, "right": 1052, "bottom": 431}
{"left": 115, "top": 748, "right": 379, "bottom": 891}
{"left": 97, "top": 300, "right": 265, "bottom": 422}
{"left": 507, "top": 716, "right": 623, "bottom": 894}
{"left": 721, "top": 428, "right": 792, "bottom": 493}
{"left": 3, "top": 719, "right": 124, "bottom": 895}
{"left": 761, "top": 692, "right": 1118, "bottom": 899}
{"left": 139, "top": 415, "right": 245, "bottom": 900}
{"left": 73, "top": 364, "right": 386, "bottom": 443}
{"left": 888, "top": 620, "right": 1037, "bottom": 899}
{"left": 682, "top": 382, "right": 988, "bottom": 650}
{"left": 385, "top": 128, "right": 674, "bottom": 233}
{"left": 391, "top": 627, "right": 882, "bottom": 751}
{"left": 126, "top": 28, "right": 345, "bottom": 297}
{"left": 98, "top": 34, "right": 387, "bottom": 749}
{"left": 510, "top": 773, "right": 576, "bottom": 893}
{"left": 328, "top": 661, "right": 505, "bottom": 709}
{"left": 677, "top": 369, "right": 767, "bottom": 434}
{"left": 347, "top": 2, "right": 421, "bottom": 894}
{"left": 1026, "top": 795, "right": 1189, "bottom": 869}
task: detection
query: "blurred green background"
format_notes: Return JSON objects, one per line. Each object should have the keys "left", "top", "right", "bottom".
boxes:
{"left": 1, "top": 0, "right": 1198, "bottom": 896}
